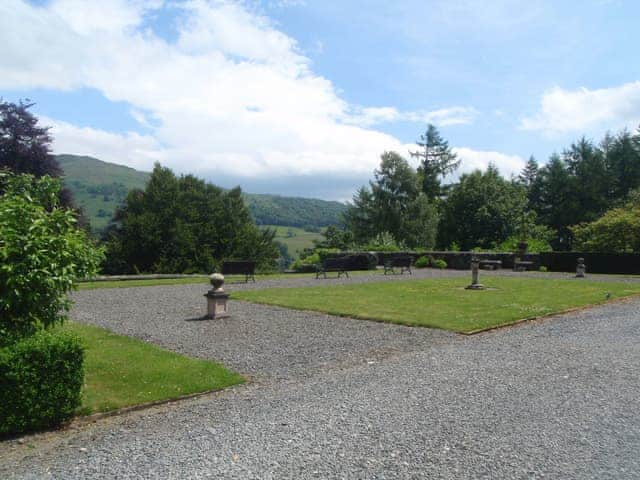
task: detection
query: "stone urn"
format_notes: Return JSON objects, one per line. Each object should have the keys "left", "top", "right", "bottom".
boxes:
{"left": 205, "top": 273, "right": 229, "bottom": 319}
{"left": 209, "top": 272, "right": 225, "bottom": 292}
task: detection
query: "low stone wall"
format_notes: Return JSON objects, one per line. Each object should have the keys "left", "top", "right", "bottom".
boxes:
{"left": 375, "top": 251, "right": 540, "bottom": 270}
{"left": 540, "top": 252, "right": 640, "bottom": 274}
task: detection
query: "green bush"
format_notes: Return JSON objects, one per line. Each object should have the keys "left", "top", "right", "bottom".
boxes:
{"left": 415, "top": 256, "right": 430, "bottom": 268}
{"left": 0, "top": 172, "right": 103, "bottom": 344}
{"left": 0, "top": 330, "right": 84, "bottom": 435}
{"left": 432, "top": 259, "right": 448, "bottom": 269}
{"left": 539, "top": 266, "right": 548, "bottom": 272}
{"left": 291, "top": 252, "right": 321, "bottom": 272}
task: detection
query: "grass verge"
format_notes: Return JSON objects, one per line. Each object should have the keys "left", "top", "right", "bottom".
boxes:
{"left": 62, "top": 322, "right": 244, "bottom": 415}
{"left": 233, "top": 276, "right": 640, "bottom": 333}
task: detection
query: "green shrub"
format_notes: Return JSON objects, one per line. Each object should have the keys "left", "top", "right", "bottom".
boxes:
{"left": 0, "top": 330, "right": 84, "bottom": 435}
{"left": 291, "top": 252, "right": 321, "bottom": 272}
{"left": 415, "top": 256, "right": 430, "bottom": 268}
{"left": 539, "top": 266, "right": 548, "bottom": 272}
{"left": 0, "top": 172, "right": 103, "bottom": 344}
{"left": 432, "top": 259, "right": 448, "bottom": 269}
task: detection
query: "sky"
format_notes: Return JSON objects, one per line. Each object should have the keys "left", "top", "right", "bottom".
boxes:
{"left": 2, "top": 0, "right": 640, "bottom": 201}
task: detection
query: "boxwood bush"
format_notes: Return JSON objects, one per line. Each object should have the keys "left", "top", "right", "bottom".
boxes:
{"left": 415, "top": 256, "right": 430, "bottom": 268}
{"left": 0, "top": 329, "right": 84, "bottom": 436}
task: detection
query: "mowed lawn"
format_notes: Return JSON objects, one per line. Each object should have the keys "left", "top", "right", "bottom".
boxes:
{"left": 234, "top": 276, "right": 640, "bottom": 333}
{"left": 62, "top": 322, "right": 244, "bottom": 415}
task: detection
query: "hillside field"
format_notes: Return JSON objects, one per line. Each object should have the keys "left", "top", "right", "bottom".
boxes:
{"left": 264, "top": 225, "right": 324, "bottom": 258}
{"left": 56, "top": 154, "right": 347, "bottom": 235}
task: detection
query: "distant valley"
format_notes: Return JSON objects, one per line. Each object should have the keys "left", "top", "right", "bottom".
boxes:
{"left": 57, "top": 154, "right": 347, "bottom": 256}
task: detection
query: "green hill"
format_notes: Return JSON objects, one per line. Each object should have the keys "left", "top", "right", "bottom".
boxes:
{"left": 57, "top": 154, "right": 150, "bottom": 231}
{"left": 56, "top": 154, "right": 348, "bottom": 235}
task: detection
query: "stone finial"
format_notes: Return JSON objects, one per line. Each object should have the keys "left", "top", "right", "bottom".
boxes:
{"left": 205, "top": 273, "right": 229, "bottom": 319}
{"left": 576, "top": 258, "right": 586, "bottom": 278}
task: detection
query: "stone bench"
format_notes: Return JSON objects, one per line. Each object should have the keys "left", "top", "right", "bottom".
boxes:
{"left": 384, "top": 256, "right": 412, "bottom": 275}
{"left": 316, "top": 257, "right": 350, "bottom": 279}
{"left": 513, "top": 260, "right": 534, "bottom": 272}
{"left": 221, "top": 260, "right": 256, "bottom": 283}
{"left": 479, "top": 259, "right": 502, "bottom": 270}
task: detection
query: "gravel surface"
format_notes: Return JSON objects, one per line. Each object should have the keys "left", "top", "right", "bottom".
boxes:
{"left": 2, "top": 276, "right": 640, "bottom": 479}
{"left": 66, "top": 281, "right": 457, "bottom": 381}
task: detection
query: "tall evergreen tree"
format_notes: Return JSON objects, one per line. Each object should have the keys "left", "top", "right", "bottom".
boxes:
{"left": 518, "top": 155, "right": 539, "bottom": 190}
{"left": 410, "top": 124, "right": 459, "bottom": 199}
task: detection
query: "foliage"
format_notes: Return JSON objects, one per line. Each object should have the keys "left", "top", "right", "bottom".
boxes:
{"left": 0, "top": 101, "right": 79, "bottom": 213}
{"left": 432, "top": 259, "right": 447, "bottom": 269}
{"left": 496, "top": 220, "right": 555, "bottom": 253}
{"left": 414, "top": 256, "right": 430, "bottom": 268}
{"left": 361, "top": 232, "right": 402, "bottom": 252}
{"left": 345, "top": 152, "right": 439, "bottom": 249}
{"left": 496, "top": 236, "right": 553, "bottom": 253}
{"left": 290, "top": 253, "right": 321, "bottom": 272}
{"left": 103, "top": 164, "right": 279, "bottom": 274}
{"left": 235, "top": 277, "right": 640, "bottom": 333}
{"left": 410, "top": 124, "right": 460, "bottom": 199}
{"left": 57, "top": 154, "right": 348, "bottom": 234}
{"left": 315, "top": 225, "right": 354, "bottom": 250}
{"left": 244, "top": 193, "right": 348, "bottom": 230}
{"left": 64, "top": 322, "right": 243, "bottom": 415}
{"left": 438, "top": 165, "right": 528, "bottom": 250}
{"left": 0, "top": 172, "right": 103, "bottom": 345}
{"left": 0, "top": 329, "right": 84, "bottom": 435}
{"left": 526, "top": 128, "right": 640, "bottom": 250}
{"left": 571, "top": 205, "right": 640, "bottom": 253}
{"left": 539, "top": 266, "right": 548, "bottom": 272}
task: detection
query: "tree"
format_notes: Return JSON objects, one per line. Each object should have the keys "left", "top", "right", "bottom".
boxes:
{"left": 344, "top": 151, "right": 439, "bottom": 248}
{"left": 103, "top": 164, "right": 278, "bottom": 274}
{"left": 438, "top": 165, "right": 528, "bottom": 250}
{"left": 518, "top": 155, "right": 539, "bottom": 191}
{"left": 571, "top": 198, "right": 640, "bottom": 253}
{"left": 604, "top": 129, "right": 640, "bottom": 199}
{"left": 0, "top": 172, "right": 103, "bottom": 345}
{"left": 0, "top": 99, "right": 79, "bottom": 212}
{"left": 410, "top": 124, "right": 459, "bottom": 199}
{"left": 528, "top": 155, "right": 579, "bottom": 250}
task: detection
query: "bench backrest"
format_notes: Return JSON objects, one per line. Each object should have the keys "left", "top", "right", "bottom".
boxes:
{"left": 323, "top": 257, "right": 350, "bottom": 269}
{"left": 392, "top": 256, "right": 412, "bottom": 267}
{"left": 221, "top": 260, "right": 256, "bottom": 275}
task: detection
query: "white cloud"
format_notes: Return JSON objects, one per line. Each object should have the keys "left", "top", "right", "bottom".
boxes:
{"left": 346, "top": 106, "right": 477, "bottom": 128}
{"left": 0, "top": 0, "right": 482, "bottom": 197}
{"left": 450, "top": 147, "right": 525, "bottom": 180}
{"left": 521, "top": 81, "right": 640, "bottom": 135}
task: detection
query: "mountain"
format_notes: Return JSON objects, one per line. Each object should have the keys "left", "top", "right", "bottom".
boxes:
{"left": 56, "top": 154, "right": 348, "bottom": 233}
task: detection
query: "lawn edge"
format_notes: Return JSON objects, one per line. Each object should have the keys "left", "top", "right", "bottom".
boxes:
{"left": 233, "top": 292, "right": 640, "bottom": 335}
{"left": 462, "top": 292, "right": 640, "bottom": 335}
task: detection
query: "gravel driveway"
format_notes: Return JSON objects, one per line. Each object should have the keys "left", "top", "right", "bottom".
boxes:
{"left": 1, "top": 276, "right": 640, "bottom": 479}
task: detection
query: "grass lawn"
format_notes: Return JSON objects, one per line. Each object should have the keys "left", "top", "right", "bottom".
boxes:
{"left": 233, "top": 276, "right": 640, "bottom": 333}
{"left": 62, "top": 322, "right": 244, "bottom": 415}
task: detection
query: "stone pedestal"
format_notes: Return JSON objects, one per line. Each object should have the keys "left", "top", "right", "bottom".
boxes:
{"left": 576, "top": 258, "right": 586, "bottom": 278}
{"left": 205, "top": 290, "right": 229, "bottom": 319}
{"left": 204, "top": 272, "right": 229, "bottom": 319}
{"left": 466, "top": 258, "right": 485, "bottom": 290}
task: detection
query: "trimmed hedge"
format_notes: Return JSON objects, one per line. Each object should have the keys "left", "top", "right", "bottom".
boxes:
{"left": 0, "top": 330, "right": 84, "bottom": 436}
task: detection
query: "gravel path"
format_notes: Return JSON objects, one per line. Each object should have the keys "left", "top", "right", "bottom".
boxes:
{"left": 66, "top": 282, "right": 457, "bottom": 381}
{"left": 2, "top": 278, "right": 640, "bottom": 478}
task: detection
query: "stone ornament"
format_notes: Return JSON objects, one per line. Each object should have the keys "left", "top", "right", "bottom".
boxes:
{"left": 205, "top": 273, "right": 230, "bottom": 319}
{"left": 576, "top": 258, "right": 586, "bottom": 278}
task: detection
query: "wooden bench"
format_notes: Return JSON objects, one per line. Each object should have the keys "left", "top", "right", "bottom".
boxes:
{"left": 513, "top": 260, "right": 534, "bottom": 272}
{"left": 316, "top": 257, "right": 350, "bottom": 279}
{"left": 221, "top": 260, "right": 256, "bottom": 283}
{"left": 479, "top": 259, "right": 502, "bottom": 270}
{"left": 384, "top": 256, "right": 412, "bottom": 275}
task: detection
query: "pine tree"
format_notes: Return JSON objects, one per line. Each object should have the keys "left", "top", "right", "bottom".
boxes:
{"left": 518, "top": 155, "right": 539, "bottom": 189}
{"left": 409, "top": 124, "right": 459, "bottom": 199}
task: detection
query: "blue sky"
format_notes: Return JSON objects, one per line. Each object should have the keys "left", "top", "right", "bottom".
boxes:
{"left": 2, "top": 0, "right": 640, "bottom": 200}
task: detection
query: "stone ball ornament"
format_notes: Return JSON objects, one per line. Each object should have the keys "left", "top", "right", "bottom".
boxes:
{"left": 209, "top": 273, "right": 225, "bottom": 291}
